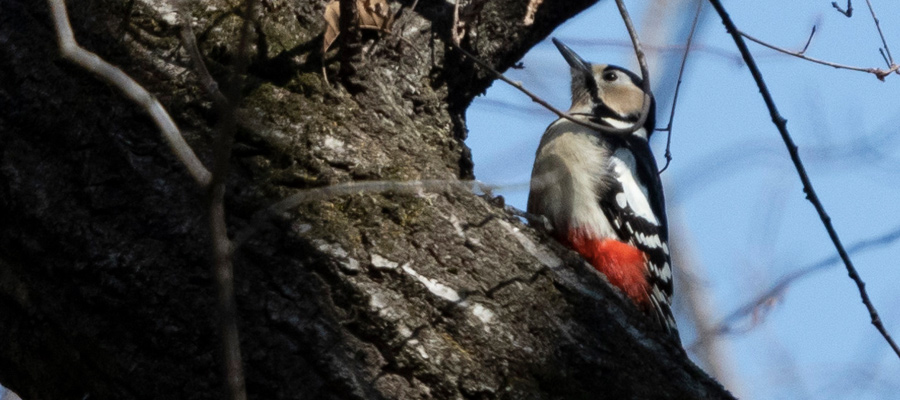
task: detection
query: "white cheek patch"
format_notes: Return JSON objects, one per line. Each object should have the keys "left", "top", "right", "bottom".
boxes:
{"left": 599, "top": 118, "right": 648, "bottom": 141}
{"left": 610, "top": 148, "right": 659, "bottom": 225}
{"left": 601, "top": 117, "right": 633, "bottom": 129}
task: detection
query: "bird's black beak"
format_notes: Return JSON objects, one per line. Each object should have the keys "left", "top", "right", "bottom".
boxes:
{"left": 552, "top": 38, "right": 591, "bottom": 76}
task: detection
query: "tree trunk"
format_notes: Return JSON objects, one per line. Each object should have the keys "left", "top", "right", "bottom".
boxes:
{"left": 0, "top": 0, "right": 734, "bottom": 398}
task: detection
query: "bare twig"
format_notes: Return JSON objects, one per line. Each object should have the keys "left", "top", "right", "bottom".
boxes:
{"left": 739, "top": 30, "right": 899, "bottom": 80}
{"left": 562, "top": 38, "right": 750, "bottom": 64}
{"left": 51, "top": 0, "right": 249, "bottom": 396}
{"left": 799, "top": 25, "right": 816, "bottom": 55}
{"left": 692, "top": 224, "right": 900, "bottom": 350}
{"left": 880, "top": 48, "right": 891, "bottom": 68}
{"left": 709, "top": 0, "right": 900, "bottom": 361}
{"left": 863, "top": 0, "right": 894, "bottom": 65}
{"left": 47, "top": 0, "right": 212, "bottom": 187}
{"left": 832, "top": 0, "right": 853, "bottom": 17}
{"left": 613, "top": 0, "right": 652, "bottom": 135}
{"left": 657, "top": 0, "right": 702, "bottom": 174}
{"left": 176, "top": 4, "right": 228, "bottom": 109}
{"left": 203, "top": 0, "right": 259, "bottom": 398}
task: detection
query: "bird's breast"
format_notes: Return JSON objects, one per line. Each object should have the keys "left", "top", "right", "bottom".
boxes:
{"left": 528, "top": 120, "right": 615, "bottom": 238}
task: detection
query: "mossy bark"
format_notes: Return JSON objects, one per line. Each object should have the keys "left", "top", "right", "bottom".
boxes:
{"left": 0, "top": 0, "right": 734, "bottom": 399}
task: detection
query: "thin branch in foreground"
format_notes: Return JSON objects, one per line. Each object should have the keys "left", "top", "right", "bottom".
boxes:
{"left": 657, "top": 0, "right": 703, "bottom": 174}
{"left": 204, "top": 0, "right": 260, "bottom": 399}
{"left": 880, "top": 48, "right": 891, "bottom": 68}
{"left": 832, "top": 0, "right": 853, "bottom": 17}
{"left": 691, "top": 224, "right": 900, "bottom": 350}
{"left": 799, "top": 25, "right": 816, "bottom": 55}
{"left": 613, "top": 0, "right": 652, "bottom": 135}
{"left": 739, "top": 30, "right": 899, "bottom": 80}
{"left": 46, "top": 0, "right": 212, "bottom": 187}
{"left": 863, "top": 0, "right": 894, "bottom": 66}
{"left": 176, "top": 4, "right": 228, "bottom": 109}
{"left": 708, "top": 0, "right": 900, "bottom": 361}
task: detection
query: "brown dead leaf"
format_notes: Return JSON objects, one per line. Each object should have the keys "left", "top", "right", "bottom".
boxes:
{"left": 358, "top": 0, "right": 393, "bottom": 31}
{"left": 322, "top": 0, "right": 395, "bottom": 53}
{"left": 323, "top": 1, "right": 341, "bottom": 53}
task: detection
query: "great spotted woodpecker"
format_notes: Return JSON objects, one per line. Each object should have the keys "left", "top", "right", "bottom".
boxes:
{"left": 527, "top": 38, "right": 678, "bottom": 341}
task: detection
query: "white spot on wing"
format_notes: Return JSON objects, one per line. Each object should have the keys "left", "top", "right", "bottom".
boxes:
{"left": 652, "top": 285, "right": 665, "bottom": 304}
{"left": 660, "top": 262, "right": 671, "bottom": 281}
{"left": 610, "top": 148, "right": 659, "bottom": 225}
{"left": 616, "top": 192, "right": 627, "bottom": 209}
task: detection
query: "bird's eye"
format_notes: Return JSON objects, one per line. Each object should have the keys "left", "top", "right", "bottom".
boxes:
{"left": 602, "top": 71, "right": 618, "bottom": 82}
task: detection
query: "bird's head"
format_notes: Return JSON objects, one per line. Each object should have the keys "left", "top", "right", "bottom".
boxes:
{"left": 552, "top": 38, "right": 656, "bottom": 137}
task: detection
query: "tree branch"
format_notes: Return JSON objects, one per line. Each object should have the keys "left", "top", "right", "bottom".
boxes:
{"left": 708, "top": 0, "right": 900, "bottom": 361}
{"left": 204, "top": 0, "right": 260, "bottom": 398}
{"left": 658, "top": 0, "right": 703, "bottom": 174}
{"left": 46, "top": 0, "right": 212, "bottom": 187}
{"left": 739, "top": 29, "right": 899, "bottom": 80}
{"left": 863, "top": 0, "right": 895, "bottom": 66}
{"left": 692, "top": 224, "right": 900, "bottom": 350}
{"left": 832, "top": 0, "right": 853, "bottom": 17}
{"left": 613, "top": 0, "right": 652, "bottom": 133}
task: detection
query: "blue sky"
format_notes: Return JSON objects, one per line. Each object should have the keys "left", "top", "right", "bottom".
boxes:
{"left": 466, "top": 1, "right": 900, "bottom": 398}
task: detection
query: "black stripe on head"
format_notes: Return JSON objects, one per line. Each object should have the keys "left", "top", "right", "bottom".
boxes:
{"left": 604, "top": 64, "right": 644, "bottom": 88}
{"left": 596, "top": 65, "right": 657, "bottom": 135}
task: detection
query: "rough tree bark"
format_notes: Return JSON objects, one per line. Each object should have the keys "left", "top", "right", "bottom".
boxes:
{"left": 0, "top": 0, "right": 734, "bottom": 399}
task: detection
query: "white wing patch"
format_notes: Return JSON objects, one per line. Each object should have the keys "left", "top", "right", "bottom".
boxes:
{"left": 600, "top": 117, "right": 648, "bottom": 140}
{"left": 634, "top": 231, "right": 662, "bottom": 250}
{"left": 659, "top": 262, "right": 671, "bottom": 282}
{"left": 610, "top": 148, "right": 659, "bottom": 225}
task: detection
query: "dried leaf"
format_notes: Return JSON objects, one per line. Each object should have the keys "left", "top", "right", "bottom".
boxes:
{"left": 322, "top": 0, "right": 395, "bottom": 53}
{"left": 323, "top": 1, "right": 341, "bottom": 53}
{"left": 358, "top": 0, "right": 393, "bottom": 31}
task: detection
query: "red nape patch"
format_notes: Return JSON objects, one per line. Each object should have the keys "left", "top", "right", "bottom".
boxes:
{"left": 565, "top": 230, "right": 650, "bottom": 307}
